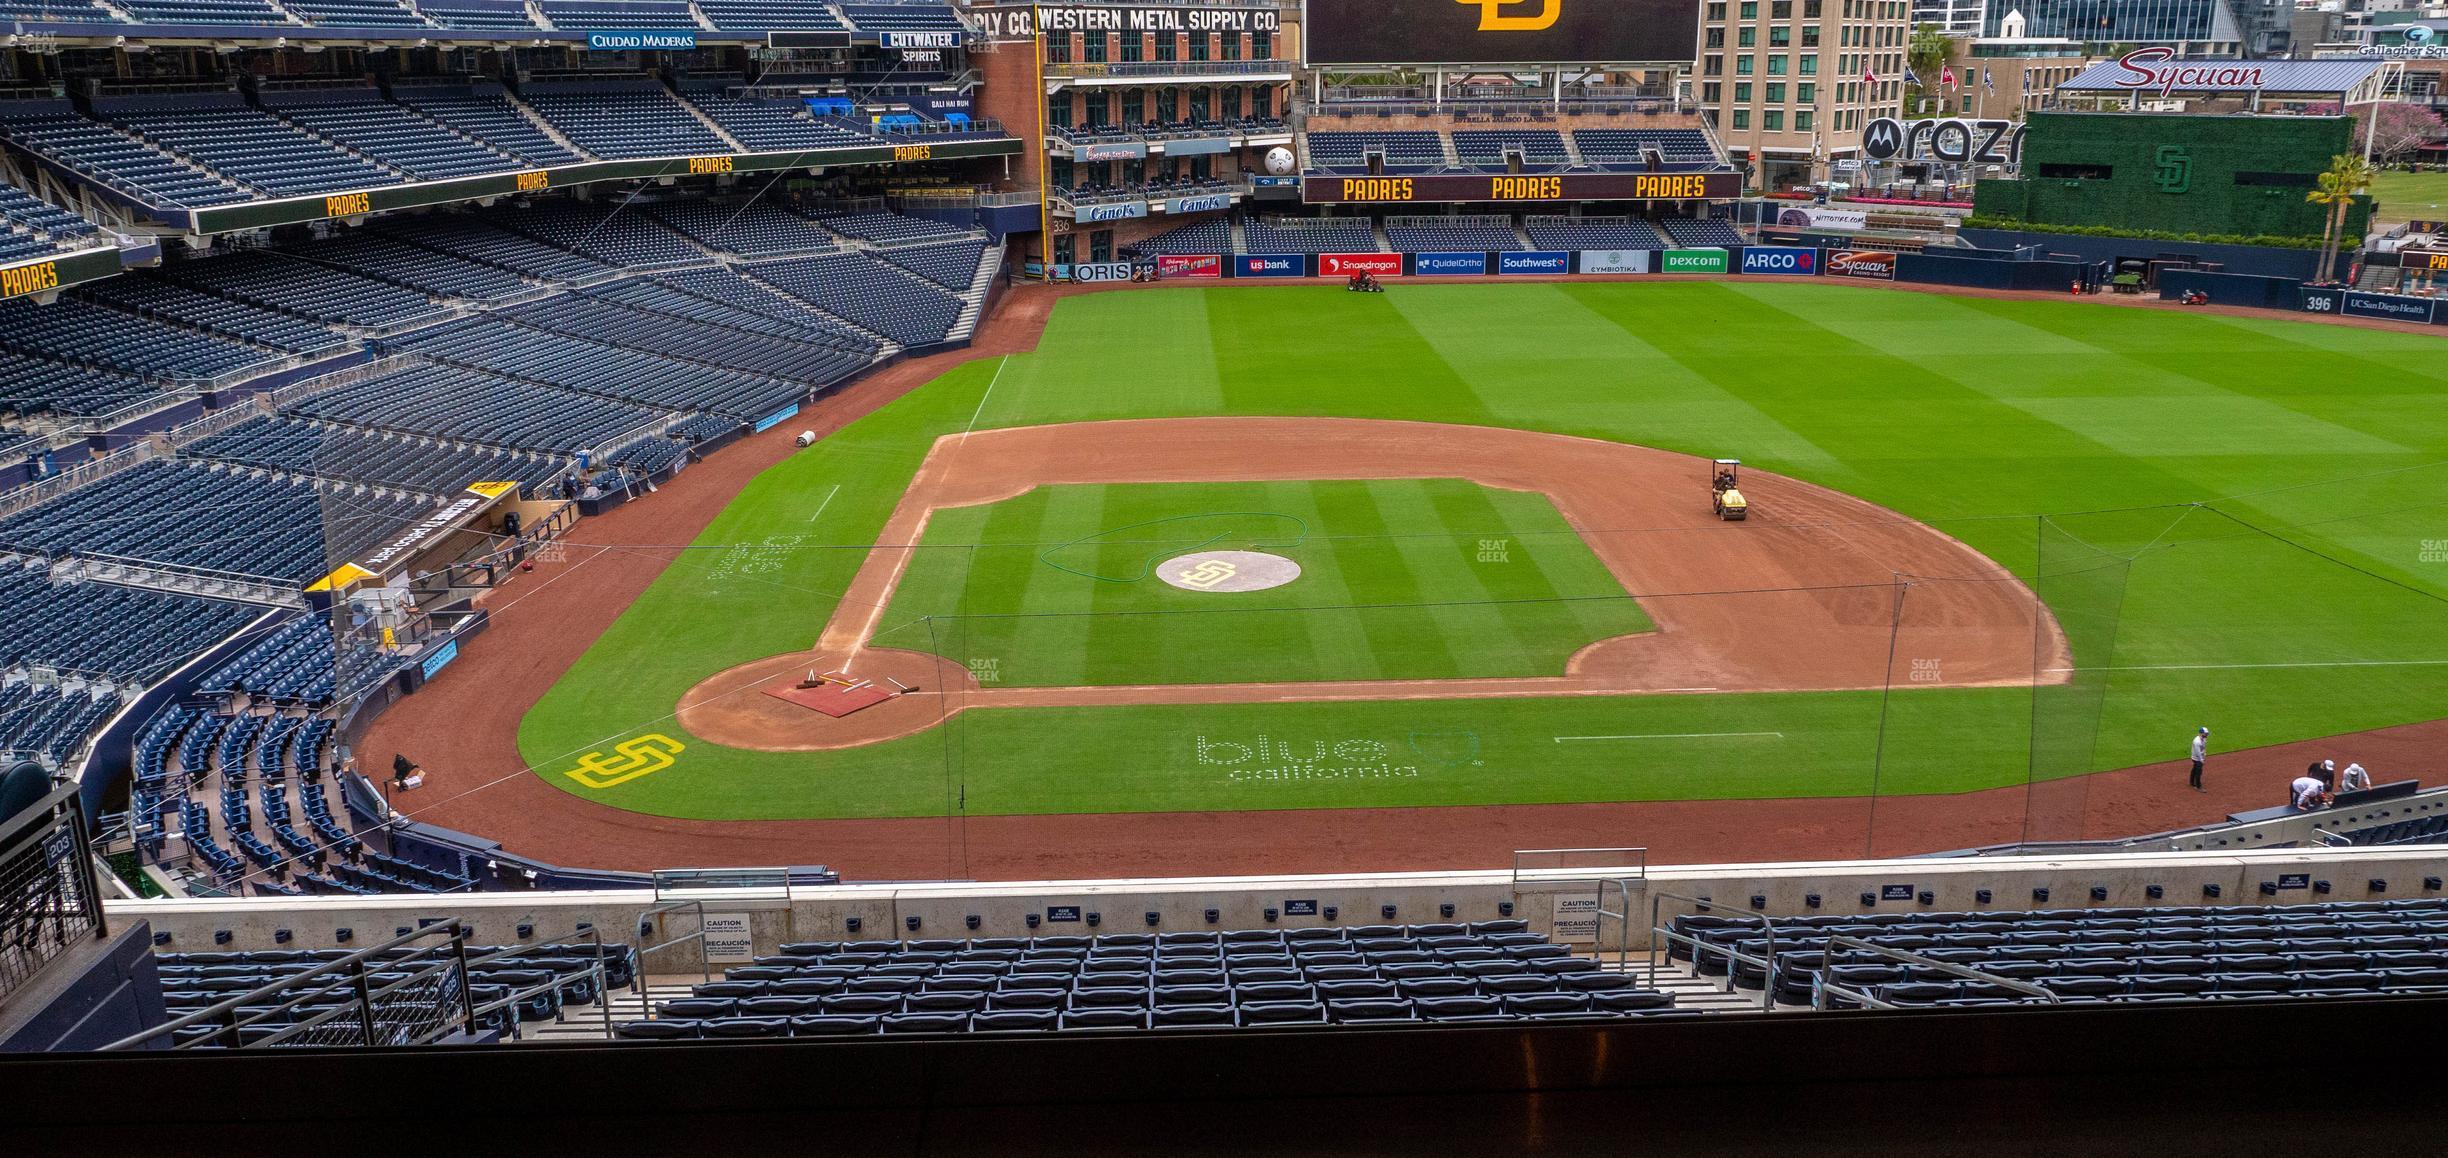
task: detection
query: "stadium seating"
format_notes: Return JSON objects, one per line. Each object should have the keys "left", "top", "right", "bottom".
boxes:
{"left": 836, "top": 1, "right": 963, "bottom": 32}
{"left": 2340, "top": 815, "right": 2448, "bottom": 846}
{"left": 880, "top": 239, "right": 985, "bottom": 290}
{"left": 370, "top": 214, "right": 616, "bottom": 282}
{"left": 199, "top": 614, "right": 408, "bottom": 710}
{"left": 261, "top": 87, "right": 526, "bottom": 182}
{"left": 1659, "top": 216, "right": 1746, "bottom": 248}
{"left": 154, "top": 942, "right": 628, "bottom": 1041}
{"left": 1383, "top": 219, "right": 1524, "bottom": 252}
{"left": 0, "top": 682, "right": 123, "bottom": 767}
{"left": 693, "top": 0, "right": 844, "bottom": 30}
{"left": 390, "top": 83, "right": 586, "bottom": 168}
{"left": 519, "top": 78, "right": 731, "bottom": 160}
{"left": 487, "top": 199, "right": 707, "bottom": 268}
{"left": 0, "top": 352, "right": 167, "bottom": 423}
{"left": 1130, "top": 218, "right": 1231, "bottom": 256}
{"left": 114, "top": 0, "right": 293, "bottom": 23}
{"left": 1243, "top": 217, "right": 1379, "bottom": 255}
{"left": 0, "top": 294, "right": 277, "bottom": 380}
{"left": 388, "top": 315, "right": 807, "bottom": 418}
{"left": 643, "top": 200, "right": 841, "bottom": 256}
{"left": 0, "top": 565, "right": 262, "bottom": 685}
{"left": 1450, "top": 131, "right": 1571, "bottom": 172}
{"left": 815, "top": 210, "right": 970, "bottom": 246}
{"left": 683, "top": 90, "right": 875, "bottom": 153}
{"left": 103, "top": 93, "right": 401, "bottom": 198}
{"left": 1304, "top": 131, "right": 1447, "bottom": 173}
{"left": 289, "top": 360, "right": 667, "bottom": 453}
{"left": 185, "top": 414, "right": 570, "bottom": 497}
{"left": 0, "top": 177, "right": 98, "bottom": 251}
{"left": 77, "top": 276, "right": 352, "bottom": 356}
{"left": 415, "top": 0, "right": 540, "bottom": 29}
{"left": 281, "top": 0, "right": 433, "bottom": 26}
{"left": 1524, "top": 216, "right": 1670, "bottom": 250}
{"left": 745, "top": 252, "right": 961, "bottom": 347}
{"left": 1669, "top": 898, "right": 2448, "bottom": 1009}
{"left": 622, "top": 923, "right": 1675, "bottom": 1037}
{"left": 498, "top": 292, "right": 870, "bottom": 384}
{"left": 0, "top": 458, "right": 436, "bottom": 581}
{"left": 159, "top": 249, "right": 445, "bottom": 328}
{"left": 287, "top": 231, "right": 533, "bottom": 301}
{"left": 0, "top": 98, "right": 255, "bottom": 209}
{"left": 1573, "top": 129, "right": 1721, "bottom": 172}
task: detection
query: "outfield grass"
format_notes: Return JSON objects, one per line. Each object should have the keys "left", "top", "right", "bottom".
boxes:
{"left": 520, "top": 282, "right": 2448, "bottom": 823}
{"left": 874, "top": 480, "right": 1653, "bottom": 686}
{"left": 2369, "top": 170, "right": 2448, "bottom": 223}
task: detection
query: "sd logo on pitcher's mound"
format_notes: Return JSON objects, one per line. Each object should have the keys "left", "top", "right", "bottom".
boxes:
{"left": 1158, "top": 551, "right": 1301, "bottom": 594}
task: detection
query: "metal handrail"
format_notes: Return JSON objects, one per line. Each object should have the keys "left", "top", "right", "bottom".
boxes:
{"left": 1810, "top": 934, "right": 2062, "bottom": 1012}
{"left": 99, "top": 919, "right": 473, "bottom": 1050}
{"left": 1645, "top": 890, "right": 1777, "bottom": 1012}
{"left": 1510, "top": 846, "right": 1647, "bottom": 891}
{"left": 632, "top": 898, "right": 716, "bottom": 1000}
{"left": 464, "top": 924, "right": 616, "bottom": 1042}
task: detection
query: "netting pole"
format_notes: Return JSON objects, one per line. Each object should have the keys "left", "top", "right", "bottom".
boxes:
{"left": 1862, "top": 572, "right": 1909, "bottom": 860}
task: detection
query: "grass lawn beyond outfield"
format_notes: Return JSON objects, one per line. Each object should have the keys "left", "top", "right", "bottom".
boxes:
{"left": 872, "top": 479, "right": 1653, "bottom": 687}
{"left": 519, "top": 281, "right": 2448, "bottom": 823}
{"left": 2368, "top": 170, "right": 2448, "bottom": 224}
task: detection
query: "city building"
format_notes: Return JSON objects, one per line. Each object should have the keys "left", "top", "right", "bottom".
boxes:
{"left": 1696, "top": 0, "right": 1914, "bottom": 189}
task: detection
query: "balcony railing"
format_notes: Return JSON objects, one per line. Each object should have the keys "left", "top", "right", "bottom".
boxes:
{"left": 1046, "top": 58, "right": 1294, "bottom": 79}
{"left": 0, "top": 779, "right": 106, "bottom": 1005}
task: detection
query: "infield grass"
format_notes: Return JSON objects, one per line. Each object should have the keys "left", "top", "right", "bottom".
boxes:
{"left": 874, "top": 479, "right": 1654, "bottom": 686}
{"left": 519, "top": 281, "right": 2448, "bottom": 824}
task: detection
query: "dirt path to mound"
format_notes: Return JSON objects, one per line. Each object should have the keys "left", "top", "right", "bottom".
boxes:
{"left": 357, "top": 279, "right": 2448, "bottom": 883}
{"left": 675, "top": 417, "right": 2066, "bottom": 751}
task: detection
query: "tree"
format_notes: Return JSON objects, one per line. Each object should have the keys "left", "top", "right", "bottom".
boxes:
{"left": 2307, "top": 152, "right": 2378, "bottom": 284}
{"left": 1906, "top": 24, "right": 1951, "bottom": 115}
{"left": 2306, "top": 101, "right": 2446, "bottom": 162}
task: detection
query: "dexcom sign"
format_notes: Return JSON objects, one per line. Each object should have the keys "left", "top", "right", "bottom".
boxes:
{"left": 1741, "top": 246, "right": 1817, "bottom": 276}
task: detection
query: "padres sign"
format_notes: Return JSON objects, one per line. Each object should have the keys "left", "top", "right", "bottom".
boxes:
{"left": 1304, "top": 0, "right": 1693, "bottom": 65}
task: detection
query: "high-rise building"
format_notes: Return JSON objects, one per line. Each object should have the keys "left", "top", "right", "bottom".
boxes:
{"left": 1979, "top": 0, "right": 2248, "bottom": 54}
{"left": 1696, "top": 0, "right": 1913, "bottom": 189}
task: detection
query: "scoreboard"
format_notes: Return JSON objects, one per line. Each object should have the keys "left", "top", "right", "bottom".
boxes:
{"left": 1302, "top": 172, "right": 1741, "bottom": 204}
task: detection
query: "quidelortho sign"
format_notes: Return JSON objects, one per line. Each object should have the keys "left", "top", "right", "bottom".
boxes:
{"left": 1413, "top": 251, "right": 1488, "bottom": 275}
{"left": 1659, "top": 248, "right": 1728, "bottom": 273}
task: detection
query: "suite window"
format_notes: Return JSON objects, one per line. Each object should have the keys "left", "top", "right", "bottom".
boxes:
{"left": 1737, "top": 54, "right": 1754, "bottom": 74}
{"left": 1090, "top": 230, "right": 1113, "bottom": 262}
{"left": 1050, "top": 157, "right": 1073, "bottom": 186}
{"left": 1046, "top": 30, "right": 1070, "bottom": 63}
{"left": 1222, "top": 87, "right": 1244, "bottom": 118}
{"left": 1794, "top": 109, "right": 1814, "bottom": 131}
{"left": 1223, "top": 32, "right": 1241, "bottom": 60}
{"left": 1121, "top": 90, "right": 1144, "bottom": 124}
{"left": 1734, "top": 81, "right": 1751, "bottom": 102}
{"left": 1802, "top": 26, "right": 1819, "bottom": 46}
{"left": 1704, "top": 53, "right": 1724, "bottom": 75}
{"left": 1191, "top": 32, "right": 1211, "bottom": 60}
{"left": 1765, "top": 82, "right": 1783, "bottom": 102}
{"left": 1158, "top": 89, "right": 1179, "bottom": 120}
{"left": 1085, "top": 91, "right": 1110, "bottom": 125}
{"left": 1707, "top": 1, "right": 1726, "bottom": 17}
{"left": 1190, "top": 155, "right": 1212, "bottom": 179}
{"left": 1767, "top": 54, "right": 1787, "bottom": 74}
{"left": 1121, "top": 34, "right": 1143, "bottom": 63}
{"left": 1703, "top": 82, "right": 1722, "bottom": 102}
{"left": 1047, "top": 95, "right": 1072, "bottom": 128}
{"left": 1189, "top": 88, "right": 1209, "bottom": 120}
{"left": 1054, "top": 235, "right": 1075, "bottom": 264}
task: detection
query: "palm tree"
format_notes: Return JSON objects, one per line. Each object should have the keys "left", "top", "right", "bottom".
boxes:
{"left": 2307, "top": 152, "right": 2377, "bottom": 285}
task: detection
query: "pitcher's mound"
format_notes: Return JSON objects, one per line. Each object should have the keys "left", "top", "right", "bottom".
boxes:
{"left": 1157, "top": 550, "right": 1301, "bottom": 593}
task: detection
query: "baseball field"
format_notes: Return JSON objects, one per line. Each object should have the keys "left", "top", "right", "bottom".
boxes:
{"left": 491, "top": 279, "right": 2448, "bottom": 871}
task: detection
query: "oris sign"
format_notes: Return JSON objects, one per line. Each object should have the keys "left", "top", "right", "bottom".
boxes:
{"left": 2110, "top": 46, "right": 2267, "bottom": 96}
{"left": 1861, "top": 117, "right": 2026, "bottom": 165}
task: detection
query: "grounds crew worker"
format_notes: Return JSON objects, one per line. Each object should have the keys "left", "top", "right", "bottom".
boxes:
{"left": 2188, "top": 727, "right": 2209, "bottom": 791}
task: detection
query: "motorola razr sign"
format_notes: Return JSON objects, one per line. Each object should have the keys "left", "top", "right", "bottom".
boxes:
{"left": 1860, "top": 117, "right": 2026, "bottom": 166}
{"left": 1303, "top": 0, "right": 1697, "bottom": 65}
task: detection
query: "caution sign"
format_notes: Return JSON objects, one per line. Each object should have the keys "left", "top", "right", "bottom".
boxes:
{"left": 1551, "top": 892, "right": 1601, "bottom": 943}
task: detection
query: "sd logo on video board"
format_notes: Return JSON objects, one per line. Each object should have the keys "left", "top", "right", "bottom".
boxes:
{"left": 1304, "top": 0, "right": 1693, "bottom": 66}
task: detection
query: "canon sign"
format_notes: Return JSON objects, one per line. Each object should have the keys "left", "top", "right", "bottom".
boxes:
{"left": 2111, "top": 47, "right": 2267, "bottom": 96}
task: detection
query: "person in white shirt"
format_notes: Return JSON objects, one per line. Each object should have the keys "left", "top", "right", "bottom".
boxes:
{"left": 2290, "top": 774, "right": 2330, "bottom": 811}
{"left": 2340, "top": 763, "right": 2372, "bottom": 793}
{"left": 2187, "top": 727, "right": 2209, "bottom": 791}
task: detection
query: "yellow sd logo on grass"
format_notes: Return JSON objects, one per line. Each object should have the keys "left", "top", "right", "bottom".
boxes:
{"left": 564, "top": 734, "right": 685, "bottom": 789}
{"left": 1458, "top": 0, "right": 1560, "bottom": 31}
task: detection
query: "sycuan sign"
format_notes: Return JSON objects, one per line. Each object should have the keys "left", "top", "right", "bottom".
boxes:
{"left": 2110, "top": 46, "right": 2268, "bottom": 96}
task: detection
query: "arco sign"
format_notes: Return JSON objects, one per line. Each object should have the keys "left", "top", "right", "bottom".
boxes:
{"left": 1861, "top": 117, "right": 2026, "bottom": 165}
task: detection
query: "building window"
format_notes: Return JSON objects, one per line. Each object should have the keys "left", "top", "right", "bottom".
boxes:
{"left": 1091, "top": 230, "right": 1113, "bottom": 262}
{"left": 1740, "top": 0, "right": 1756, "bottom": 16}
{"left": 1222, "top": 87, "right": 1243, "bottom": 118}
{"left": 1769, "top": 26, "right": 1789, "bottom": 45}
{"left": 1796, "top": 82, "right": 1814, "bottom": 101}
{"left": 1763, "top": 110, "right": 1783, "bottom": 131}
{"left": 1795, "top": 109, "right": 1813, "bottom": 131}
{"left": 1047, "top": 95, "right": 1071, "bottom": 129}
{"left": 1121, "top": 34, "right": 1143, "bottom": 63}
{"left": 1803, "top": 0, "right": 1820, "bottom": 14}
{"left": 1054, "top": 235, "right": 1075, "bottom": 265}
{"left": 1765, "top": 82, "right": 1784, "bottom": 102}
{"left": 1121, "top": 90, "right": 1144, "bottom": 123}
{"left": 1734, "top": 82, "right": 1751, "bottom": 102}
{"left": 1085, "top": 92, "right": 1109, "bottom": 125}
{"left": 1189, "top": 88, "right": 1209, "bottom": 120}
{"left": 1767, "top": 54, "right": 1787, "bottom": 74}
{"left": 1799, "top": 54, "right": 1816, "bottom": 75}
{"left": 1732, "top": 109, "right": 1750, "bottom": 130}
{"left": 1703, "top": 82, "right": 1722, "bottom": 102}
{"left": 1190, "top": 155, "right": 1211, "bottom": 179}
{"left": 1254, "top": 29, "right": 1270, "bottom": 58}
{"left": 1191, "top": 32, "right": 1211, "bottom": 61}
{"left": 1158, "top": 89, "right": 1178, "bottom": 120}
{"left": 1084, "top": 30, "right": 1107, "bottom": 63}
{"left": 1706, "top": 27, "right": 1725, "bottom": 46}
{"left": 1738, "top": 26, "right": 1755, "bottom": 46}
{"left": 1704, "top": 54, "right": 1724, "bottom": 75}
{"left": 1737, "top": 54, "right": 1753, "bottom": 74}
{"left": 1223, "top": 31, "right": 1241, "bottom": 60}
{"left": 1157, "top": 33, "right": 1177, "bottom": 61}
{"left": 1046, "top": 30, "right": 1070, "bottom": 63}
{"left": 1802, "top": 26, "right": 1819, "bottom": 46}
{"left": 1707, "top": 0, "right": 1726, "bottom": 16}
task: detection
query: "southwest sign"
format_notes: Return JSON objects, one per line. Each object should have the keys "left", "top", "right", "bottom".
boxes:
{"left": 1303, "top": 172, "right": 1738, "bottom": 204}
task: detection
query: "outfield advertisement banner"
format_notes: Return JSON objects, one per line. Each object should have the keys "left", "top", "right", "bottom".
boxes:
{"left": 1578, "top": 249, "right": 1652, "bottom": 274}
{"left": 1659, "top": 248, "right": 1729, "bottom": 274}
{"left": 2340, "top": 290, "right": 2437, "bottom": 324}
{"left": 1074, "top": 201, "right": 1150, "bottom": 223}
{"left": 1740, "top": 246, "right": 1818, "bottom": 275}
{"left": 1074, "top": 141, "right": 1148, "bottom": 161}
{"left": 1319, "top": 252, "right": 1404, "bottom": 277}
{"left": 1498, "top": 251, "right": 1570, "bottom": 275}
{"left": 1157, "top": 254, "right": 1223, "bottom": 278}
{"left": 1826, "top": 250, "right": 1898, "bottom": 280}
{"left": 1235, "top": 253, "right": 1307, "bottom": 278}
{"left": 1413, "top": 251, "right": 1488, "bottom": 275}
{"left": 1773, "top": 205, "right": 1868, "bottom": 232}
{"left": 1070, "top": 262, "right": 1136, "bottom": 283}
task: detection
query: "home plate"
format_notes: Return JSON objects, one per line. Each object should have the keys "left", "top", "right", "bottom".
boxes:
{"left": 766, "top": 672, "right": 895, "bottom": 717}
{"left": 1157, "top": 550, "right": 1301, "bottom": 593}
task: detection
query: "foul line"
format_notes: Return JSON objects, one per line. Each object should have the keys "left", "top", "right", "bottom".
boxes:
{"left": 1553, "top": 731, "right": 1785, "bottom": 743}
{"left": 2041, "top": 658, "right": 2448, "bottom": 674}
{"left": 807, "top": 483, "right": 841, "bottom": 524}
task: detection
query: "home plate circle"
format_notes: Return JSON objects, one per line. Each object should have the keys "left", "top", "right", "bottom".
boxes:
{"left": 1157, "top": 550, "right": 1300, "bottom": 593}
